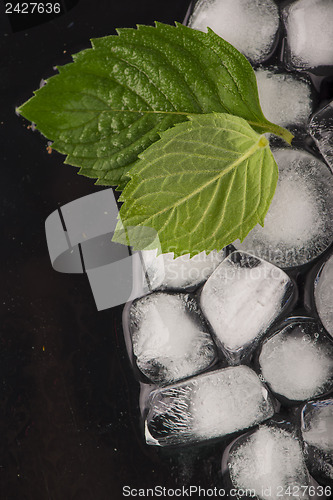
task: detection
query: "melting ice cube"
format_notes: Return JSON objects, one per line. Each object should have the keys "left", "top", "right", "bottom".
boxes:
{"left": 126, "top": 292, "right": 216, "bottom": 385}
{"left": 255, "top": 67, "right": 314, "bottom": 128}
{"left": 234, "top": 149, "right": 333, "bottom": 268}
{"left": 145, "top": 366, "right": 275, "bottom": 446}
{"left": 259, "top": 319, "right": 333, "bottom": 403}
{"left": 302, "top": 399, "right": 333, "bottom": 453}
{"left": 314, "top": 253, "right": 333, "bottom": 338}
{"left": 301, "top": 399, "right": 333, "bottom": 483}
{"left": 309, "top": 101, "right": 333, "bottom": 173}
{"left": 188, "top": 0, "right": 279, "bottom": 64}
{"left": 140, "top": 248, "right": 225, "bottom": 291}
{"left": 282, "top": 0, "right": 333, "bottom": 73}
{"left": 200, "top": 251, "right": 293, "bottom": 364}
{"left": 227, "top": 425, "right": 311, "bottom": 500}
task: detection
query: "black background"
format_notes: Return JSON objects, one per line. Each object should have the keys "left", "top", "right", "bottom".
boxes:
{"left": 0, "top": 2, "right": 225, "bottom": 499}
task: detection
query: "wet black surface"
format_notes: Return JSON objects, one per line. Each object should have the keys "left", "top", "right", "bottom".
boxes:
{"left": 2, "top": 1, "right": 333, "bottom": 499}
{"left": 0, "top": 2, "right": 192, "bottom": 499}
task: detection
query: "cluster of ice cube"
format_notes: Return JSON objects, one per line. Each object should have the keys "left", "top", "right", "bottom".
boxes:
{"left": 189, "top": 0, "right": 333, "bottom": 74}
{"left": 124, "top": 251, "right": 333, "bottom": 492}
{"left": 189, "top": 0, "right": 279, "bottom": 64}
{"left": 124, "top": 251, "right": 290, "bottom": 444}
{"left": 121, "top": 0, "right": 333, "bottom": 495}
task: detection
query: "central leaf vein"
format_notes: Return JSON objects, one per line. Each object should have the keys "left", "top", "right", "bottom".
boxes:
{"left": 134, "top": 136, "right": 264, "bottom": 225}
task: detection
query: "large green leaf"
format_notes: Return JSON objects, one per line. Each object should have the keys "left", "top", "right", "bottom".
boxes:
{"left": 18, "top": 22, "right": 291, "bottom": 189}
{"left": 114, "top": 113, "right": 278, "bottom": 256}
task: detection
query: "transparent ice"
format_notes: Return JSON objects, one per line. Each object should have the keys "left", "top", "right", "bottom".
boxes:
{"left": 228, "top": 425, "right": 310, "bottom": 500}
{"left": 309, "top": 101, "right": 333, "bottom": 174}
{"left": 301, "top": 399, "right": 333, "bottom": 481}
{"left": 145, "top": 366, "right": 275, "bottom": 446}
{"left": 128, "top": 292, "right": 216, "bottom": 385}
{"left": 302, "top": 399, "right": 333, "bottom": 453}
{"left": 282, "top": 0, "right": 333, "bottom": 71}
{"left": 140, "top": 248, "right": 225, "bottom": 291}
{"left": 255, "top": 67, "right": 313, "bottom": 127}
{"left": 200, "top": 251, "right": 293, "bottom": 363}
{"left": 235, "top": 149, "right": 333, "bottom": 268}
{"left": 188, "top": 0, "right": 279, "bottom": 64}
{"left": 315, "top": 253, "right": 333, "bottom": 338}
{"left": 259, "top": 320, "right": 333, "bottom": 402}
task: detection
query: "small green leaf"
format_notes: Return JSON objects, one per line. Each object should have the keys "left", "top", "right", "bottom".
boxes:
{"left": 113, "top": 113, "right": 278, "bottom": 257}
{"left": 18, "top": 22, "right": 291, "bottom": 188}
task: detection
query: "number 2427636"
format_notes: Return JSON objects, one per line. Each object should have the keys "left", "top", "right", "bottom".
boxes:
{"left": 5, "top": 3, "right": 61, "bottom": 14}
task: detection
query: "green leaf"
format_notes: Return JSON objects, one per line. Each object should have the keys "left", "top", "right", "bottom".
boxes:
{"left": 17, "top": 22, "right": 292, "bottom": 188}
{"left": 113, "top": 113, "right": 278, "bottom": 257}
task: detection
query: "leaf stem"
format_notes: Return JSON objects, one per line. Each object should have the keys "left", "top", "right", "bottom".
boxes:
{"left": 247, "top": 120, "right": 294, "bottom": 145}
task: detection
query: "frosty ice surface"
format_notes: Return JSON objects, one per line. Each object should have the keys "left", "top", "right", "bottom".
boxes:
{"left": 314, "top": 253, "right": 333, "bottom": 338}
{"left": 127, "top": 292, "right": 216, "bottom": 385}
{"left": 200, "top": 251, "right": 293, "bottom": 363}
{"left": 255, "top": 67, "right": 313, "bottom": 128}
{"left": 189, "top": 0, "right": 279, "bottom": 63}
{"left": 235, "top": 149, "right": 333, "bottom": 268}
{"left": 282, "top": 0, "right": 333, "bottom": 72}
{"left": 227, "top": 425, "right": 311, "bottom": 500}
{"left": 140, "top": 248, "right": 225, "bottom": 291}
{"left": 145, "top": 366, "right": 275, "bottom": 446}
{"left": 259, "top": 319, "right": 333, "bottom": 402}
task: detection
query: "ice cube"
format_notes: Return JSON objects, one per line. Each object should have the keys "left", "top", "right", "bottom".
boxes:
{"left": 145, "top": 366, "right": 275, "bottom": 446}
{"left": 314, "top": 253, "right": 333, "bottom": 338}
{"left": 234, "top": 149, "right": 333, "bottom": 268}
{"left": 309, "top": 101, "right": 333, "bottom": 174}
{"left": 282, "top": 0, "right": 333, "bottom": 73}
{"left": 259, "top": 319, "right": 333, "bottom": 403}
{"left": 200, "top": 251, "right": 293, "bottom": 364}
{"left": 302, "top": 399, "right": 333, "bottom": 453}
{"left": 140, "top": 248, "right": 225, "bottom": 291}
{"left": 227, "top": 425, "right": 311, "bottom": 500}
{"left": 301, "top": 399, "right": 333, "bottom": 483}
{"left": 188, "top": 0, "right": 279, "bottom": 64}
{"left": 126, "top": 292, "right": 216, "bottom": 385}
{"left": 255, "top": 67, "right": 314, "bottom": 128}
